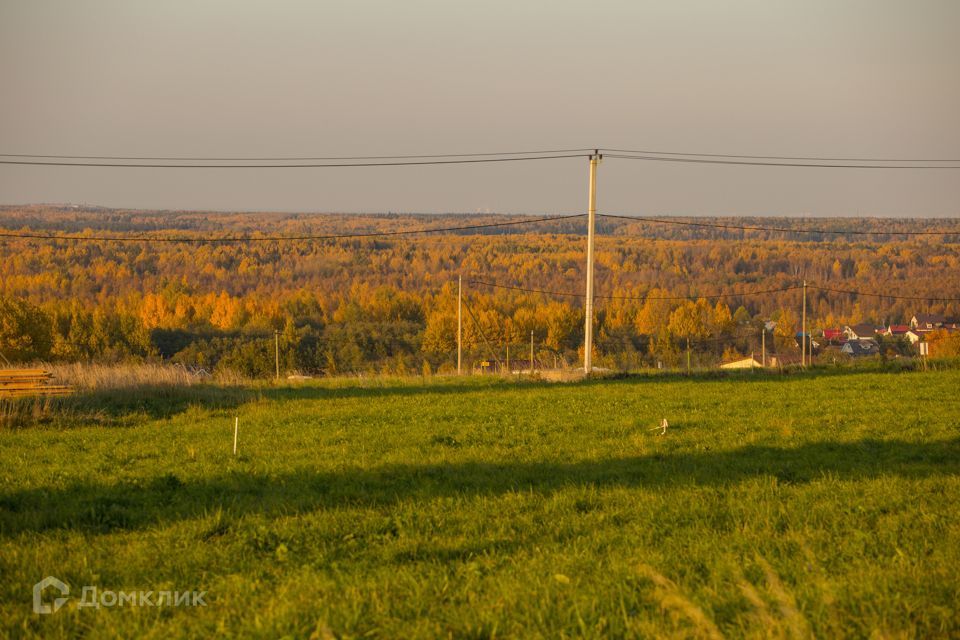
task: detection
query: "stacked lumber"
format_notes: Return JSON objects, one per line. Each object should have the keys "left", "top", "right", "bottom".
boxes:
{"left": 0, "top": 369, "right": 73, "bottom": 397}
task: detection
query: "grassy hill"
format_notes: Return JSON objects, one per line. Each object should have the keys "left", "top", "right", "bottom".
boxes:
{"left": 2, "top": 369, "right": 959, "bottom": 638}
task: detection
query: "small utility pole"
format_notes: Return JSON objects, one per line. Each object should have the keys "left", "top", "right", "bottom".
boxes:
{"left": 583, "top": 150, "right": 601, "bottom": 374}
{"left": 457, "top": 275, "right": 463, "bottom": 375}
{"left": 802, "top": 280, "right": 807, "bottom": 367}
{"left": 761, "top": 327, "right": 766, "bottom": 368}
{"left": 530, "top": 330, "right": 535, "bottom": 376}
{"left": 274, "top": 330, "right": 280, "bottom": 380}
{"left": 505, "top": 342, "right": 510, "bottom": 376}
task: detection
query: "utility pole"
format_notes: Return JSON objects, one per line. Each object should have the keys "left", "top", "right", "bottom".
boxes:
{"left": 583, "top": 150, "right": 601, "bottom": 374}
{"left": 761, "top": 327, "right": 766, "bottom": 368}
{"left": 457, "top": 275, "right": 462, "bottom": 375}
{"left": 505, "top": 342, "right": 510, "bottom": 376}
{"left": 530, "top": 330, "right": 535, "bottom": 376}
{"left": 274, "top": 330, "right": 280, "bottom": 380}
{"left": 802, "top": 280, "right": 807, "bottom": 367}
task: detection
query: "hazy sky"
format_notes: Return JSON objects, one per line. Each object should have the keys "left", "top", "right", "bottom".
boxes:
{"left": 1, "top": 0, "right": 958, "bottom": 216}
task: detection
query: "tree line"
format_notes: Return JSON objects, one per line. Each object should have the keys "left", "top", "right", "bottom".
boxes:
{"left": 1, "top": 206, "right": 959, "bottom": 376}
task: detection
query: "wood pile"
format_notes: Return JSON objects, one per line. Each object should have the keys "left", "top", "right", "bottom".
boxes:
{"left": 0, "top": 369, "right": 73, "bottom": 397}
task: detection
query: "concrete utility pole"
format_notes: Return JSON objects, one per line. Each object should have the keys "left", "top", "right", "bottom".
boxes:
{"left": 802, "top": 280, "right": 807, "bottom": 367}
{"left": 583, "top": 151, "right": 601, "bottom": 374}
{"left": 457, "top": 275, "right": 463, "bottom": 375}
{"left": 530, "top": 330, "right": 535, "bottom": 376}
{"left": 274, "top": 330, "right": 280, "bottom": 380}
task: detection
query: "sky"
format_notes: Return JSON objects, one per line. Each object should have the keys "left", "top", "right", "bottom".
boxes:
{"left": 1, "top": 0, "right": 958, "bottom": 217}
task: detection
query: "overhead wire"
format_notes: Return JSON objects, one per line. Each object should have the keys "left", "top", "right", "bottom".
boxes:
{"left": 599, "top": 147, "right": 960, "bottom": 163}
{"left": 459, "top": 294, "right": 503, "bottom": 366}
{"left": 5, "top": 146, "right": 958, "bottom": 163}
{"left": 0, "top": 154, "right": 587, "bottom": 168}
{"left": 467, "top": 279, "right": 803, "bottom": 301}
{"left": 0, "top": 148, "right": 596, "bottom": 161}
{"left": 0, "top": 213, "right": 587, "bottom": 243}
{"left": 3, "top": 144, "right": 960, "bottom": 242}
{"left": 469, "top": 279, "right": 960, "bottom": 303}
{"left": 604, "top": 153, "right": 960, "bottom": 169}
{"left": 597, "top": 213, "right": 960, "bottom": 236}
{"left": 808, "top": 284, "right": 960, "bottom": 302}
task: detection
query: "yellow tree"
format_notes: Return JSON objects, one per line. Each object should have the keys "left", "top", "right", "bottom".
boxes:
{"left": 0, "top": 296, "right": 52, "bottom": 361}
{"left": 542, "top": 302, "right": 580, "bottom": 352}
{"left": 634, "top": 289, "right": 675, "bottom": 336}
{"left": 928, "top": 329, "right": 960, "bottom": 357}
{"left": 668, "top": 299, "right": 711, "bottom": 372}
{"left": 712, "top": 301, "right": 734, "bottom": 335}
{"left": 421, "top": 310, "right": 457, "bottom": 355}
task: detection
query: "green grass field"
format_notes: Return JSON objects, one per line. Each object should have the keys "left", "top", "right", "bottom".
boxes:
{"left": 2, "top": 369, "right": 959, "bottom": 638}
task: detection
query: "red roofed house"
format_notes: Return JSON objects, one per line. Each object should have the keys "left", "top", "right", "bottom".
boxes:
{"left": 885, "top": 324, "right": 910, "bottom": 337}
{"left": 822, "top": 328, "right": 844, "bottom": 342}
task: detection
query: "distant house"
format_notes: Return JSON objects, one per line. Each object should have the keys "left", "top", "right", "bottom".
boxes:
{"left": 904, "top": 330, "right": 925, "bottom": 345}
{"left": 885, "top": 324, "right": 910, "bottom": 337}
{"left": 841, "top": 339, "right": 880, "bottom": 357}
{"left": 720, "top": 356, "right": 763, "bottom": 370}
{"left": 911, "top": 314, "right": 946, "bottom": 331}
{"left": 822, "top": 328, "right": 844, "bottom": 342}
{"left": 768, "top": 354, "right": 801, "bottom": 368}
{"left": 844, "top": 324, "right": 883, "bottom": 340}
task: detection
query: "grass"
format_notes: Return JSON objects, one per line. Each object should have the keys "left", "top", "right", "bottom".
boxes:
{"left": 0, "top": 368, "right": 958, "bottom": 638}
{"left": 0, "top": 363, "right": 253, "bottom": 429}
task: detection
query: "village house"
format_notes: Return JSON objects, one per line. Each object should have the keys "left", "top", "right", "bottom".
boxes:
{"left": 910, "top": 313, "right": 946, "bottom": 331}
{"left": 885, "top": 324, "right": 910, "bottom": 337}
{"left": 720, "top": 355, "right": 764, "bottom": 370}
{"left": 768, "top": 354, "right": 801, "bottom": 368}
{"left": 904, "top": 330, "right": 925, "bottom": 345}
{"left": 841, "top": 339, "right": 880, "bottom": 357}
{"left": 843, "top": 324, "right": 883, "bottom": 341}
{"left": 903, "top": 314, "right": 959, "bottom": 346}
{"left": 822, "top": 328, "right": 844, "bottom": 343}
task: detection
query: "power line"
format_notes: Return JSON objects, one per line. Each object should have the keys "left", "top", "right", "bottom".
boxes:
{"left": 0, "top": 148, "right": 596, "bottom": 161}
{"left": 0, "top": 154, "right": 587, "bottom": 169}
{"left": 598, "top": 214, "right": 960, "bottom": 236}
{"left": 6, "top": 146, "right": 958, "bottom": 163}
{"left": 5, "top": 211, "right": 956, "bottom": 243}
{"left": 5, "top": 148, "right": 959, "bottom": 169}
{"left": 600, "top": 148, "right": 960, "bottom": 163}
{"left": 459, "top": 294, "right": 503, "bottom": 367}
{"left": 467, "top": 279, "right": 802, "bottom": 301}
{"left": 605, "top": 153, "right": 960, "bottom": 169}
{"left": 808, "top": 284, "right": 960, "bottom": 302}
{"left": 0, "top": 213, "right": 587, "bottom": 243}
{"left": 469, "top": 279, "right": 960, "bottom": 303}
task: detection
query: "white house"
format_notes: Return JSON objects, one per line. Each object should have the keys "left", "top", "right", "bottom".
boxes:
{"left": 905, "top": 330, "right": 925, "bottom": 345}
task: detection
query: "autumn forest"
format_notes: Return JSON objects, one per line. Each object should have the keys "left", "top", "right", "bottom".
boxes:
{"left": 2, "top": 205, "right": 959, "bottom": 376}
